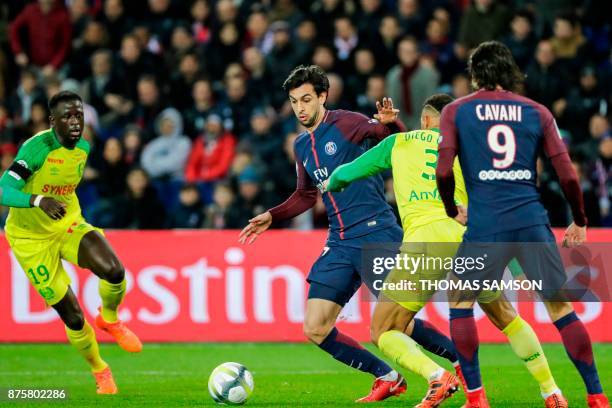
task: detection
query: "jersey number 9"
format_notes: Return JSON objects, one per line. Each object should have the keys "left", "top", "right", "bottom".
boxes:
{"left": 487, "top": 124, "right": 516, "bottom": 169}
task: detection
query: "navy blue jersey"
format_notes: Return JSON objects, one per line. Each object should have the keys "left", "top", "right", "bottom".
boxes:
{"left": 271, "top": 109, "right": 401, "bottom": 243}
{"left": 439, "top": 89, "right": 567, "bottom": 238}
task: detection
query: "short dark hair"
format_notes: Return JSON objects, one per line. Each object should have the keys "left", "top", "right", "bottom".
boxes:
{"left": 48, "top": 91, "right": 82, "bottom": 112}
{"left": 423, "top": 93, "right": 454, "bottom": 114}
{"left": 282, "top": 65, "right": 330, "bottom": 95}
{"left": 468, "top": 41, "right": 523, "bottom": 92}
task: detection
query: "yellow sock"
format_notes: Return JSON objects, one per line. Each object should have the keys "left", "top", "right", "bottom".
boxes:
{"left": 65, "top": 321, "right": 107, "bottom": 372}
{"left": 503, "top": 316, "right": 558, "bottom": 396}
{"left": 378, "top": 330, "right": 442, "bottom": 381}
{"left": 99, "top": 279, "right": 126, "bottom": 323}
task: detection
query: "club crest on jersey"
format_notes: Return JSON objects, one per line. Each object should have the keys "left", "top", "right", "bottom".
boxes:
{"left": 325, "top": 141, "right": 337, "bottom": 156}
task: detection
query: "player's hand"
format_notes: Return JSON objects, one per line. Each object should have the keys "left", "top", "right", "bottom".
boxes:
{"left": 35, "top": 196, "right": 67, "bottom": 220}
{"left": 454, "top": 205, "right": 467, "bottom": 226}
{"left": 373, "top": 97, "right": 400, "bottom": 124}
{"left": 562, "top": 222, "right": 586, "bottom": 247}
{"left": 239, "top": 211, "right": 272, "bottom": 244}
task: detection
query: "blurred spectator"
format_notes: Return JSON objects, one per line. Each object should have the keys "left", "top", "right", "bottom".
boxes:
{"left": 100, "top": 0, "right": 134, "bottom": 50}
{"left": 294, "top": 19, "right": 317, "bottom": 63}
{"left": 347, "top": 49, "right": 377, "bottom": 106}
{"left": 190, "top": 0, "right": 211, "bottom": 45}
{"left": 310, "top": 0, "right": 351, "bottom": 40}
{"left": 311, "top": 44, "right": 337, "bottom": 73}
{"left": 116, "top": 34, "right": 158, "bottom": 101}
{"left": 122, "top": 125, "right": 143, "bottom": 167}
{"left": 451, "top": 73, "right": 471, "bottom": 99}
{"left": 167, "top": 183, "right": 205, "bottom": 228}
{"left": 225, "top": 165, "right": 269, "bottom": 228}
{"left": 131, "top": 75, "right": 165, "bottom": 141}
{"left": 168, "top": 53, "right": 203, "bottom": 110}
{"left": 117, "top": 167, "right": 166, "bottom": 229}
{"left": 0, "top": 143, "right": 17, "bottom": 172}
{"left": 326, "top": 73, "right": 351, "bottom": 110}
{"left": 165, "top": 25, "right": 197, "bottom": 76}
{"left": 595, "top": 136, "right": 612, "bottom": 225}
{"left": 145, "top": 0, "right": 179, "bottom": 48}
{"left": 524, "top": 40, "right": 567, "bottom": 111}
{"left": 572, "top": 157, "right": 602, "bottom": 226}
{"left": 555, "top": 65, "right": 608, "bottom": 142}
{"left": 204, "top": 182, "right": 235, "bottom": 229}
{"left": 370, "top": 15, "right": 401, "bottom": 73}
{"left": 333, "top": 16, "right": 359, "bottom": 73}
{"left": 397, "top": 0, "right": 425, "bottom": 38}
{"left": 184, "top": 78, "right": 233, "bottom": 138}
{"left": 9, "top": 0, "right": 72, "bottom": 77}
{"left": 550, "top": 11, "right": 590, "bottom": 77}
{"left": 243, "top": 47, "right": 272, "bottom": 106}
{"left": 6, "top": 68, "right": 45, "bottom": 127}
{"left": 206, "top": 23, "right": 242, "bottom": 81}
{"left": 268, "top": 0, "right": 303, "bottom": 28}
{"left": 575, "top": 114, "right": 611, "bottom": 159}
{"left": 245, "top": 10, "right": 272, "bottom": 55}
{"left": 243, "top": 107, "right": 282, "bottom": 164}
{"left": 386, "top": 36, "right": 439, "bottom": 130}
{"left": 356, "top": 74, "right": 386, "bottom": 116}
{"left": 141, "top": 107, "right": 191, "bottom": 179}
{"left": 501, "top": 9, "right": 537, "bottom": 70}
{"left": 266, "top": 21, "right": 301, "bottom": 108}
{"left": 224, "top": 76, "right": 256, "bottom": 137}
{"left": 68, "top": 20, "right": 109, "bottom": 80}
{"left": 267, "top": 131, "right": 298, "bottom": 201}
{"left": 421, "top": 17, "right": 460, "bottom": 84}
{"left": 457, "top": 0, "right": 510, "bottom": 51}
{"left": 81, "top": 49, "right": 124, "bottom": 121}
{"left": 94, "top": 137, "right": 129, "bottom": 199}
{"left": 355, "top": 0, "right": 386, "bottom": 44}
{"left": 68, "top": 0, "right": 90, "bottom": 41}
{"left": 185, "top": 114, "right": 236, "bottom": 184}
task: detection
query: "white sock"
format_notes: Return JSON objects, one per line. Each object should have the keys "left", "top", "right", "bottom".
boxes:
{"left": 428, "top": 368, "right": 445, "bottom": 382}
{"left": 378, "top": 370, "right": 399, "bottom": 382}
{"left": 542, "top": 388, "right": 562, "bottom": 399}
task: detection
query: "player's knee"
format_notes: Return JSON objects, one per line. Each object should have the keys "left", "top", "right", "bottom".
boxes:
{"left": 103, "top": 260, "right": 125, "bottom": 284}
{"left": 64, "top": 311, "right": 85, "bottom": 331}
{"left": 303, "top": 321, "right": 332, "bottom": 345}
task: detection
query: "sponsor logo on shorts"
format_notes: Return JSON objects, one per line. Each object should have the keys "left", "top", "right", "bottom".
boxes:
{"left": 38, "top": 287, "right": 55, "bottom": 301}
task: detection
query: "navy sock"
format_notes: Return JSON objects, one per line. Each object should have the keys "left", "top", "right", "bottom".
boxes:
{"left": 554, "top": 312, "right": 603, "bottom": 395}
{"left": 411, "top": 318, "right": 458, "bottom": 363}
{"left": 318, "top": 327, "right": 392, "bottom": 378}
{"left": 450, "top": 308, "right": 482, "bottom": 391}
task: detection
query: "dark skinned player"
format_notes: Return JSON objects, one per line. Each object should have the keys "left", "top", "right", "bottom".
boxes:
{"left": 0, "top": 91, "right": 142, "bottom": 394}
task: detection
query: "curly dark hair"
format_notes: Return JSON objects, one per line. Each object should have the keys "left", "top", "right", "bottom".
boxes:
{"left": 468, "top": 41, "right": 524, "bottom": 92}
{"left": 282, "top": 65, "right": 330, "bottom": 95}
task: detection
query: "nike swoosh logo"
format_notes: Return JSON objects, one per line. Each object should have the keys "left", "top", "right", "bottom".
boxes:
{"left": 303, "top": 158, "right": 308, "bottom": 167}
{"left": 389, "top": 376, "right": 404, "bottom": 392}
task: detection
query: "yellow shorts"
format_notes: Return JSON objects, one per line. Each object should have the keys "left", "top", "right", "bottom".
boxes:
{"left": 7, "top": 217, "right": 103, "bottom": 306}
{"left": 383, "top": 219, "right": 498, "bottom": 312}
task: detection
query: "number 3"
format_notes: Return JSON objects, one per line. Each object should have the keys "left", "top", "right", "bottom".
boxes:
{"left": 487, "top": 124, "right": 516, "bottom": 169}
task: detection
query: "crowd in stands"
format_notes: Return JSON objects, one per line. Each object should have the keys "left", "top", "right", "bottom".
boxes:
{"left": 0, "top": 0, "right": 610, "bottom": 229}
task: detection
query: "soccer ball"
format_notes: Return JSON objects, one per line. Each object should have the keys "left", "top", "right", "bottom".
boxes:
{"left": 208, "top": 362, "right": 254, "bottom": 405}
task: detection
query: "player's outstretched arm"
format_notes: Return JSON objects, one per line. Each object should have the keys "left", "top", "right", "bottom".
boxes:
{"left": 326, "top": 135, "right": 395, "bottom": 192}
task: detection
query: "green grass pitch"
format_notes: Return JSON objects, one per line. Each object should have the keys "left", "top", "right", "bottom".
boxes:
{"left": 0, "top": 343, "right": 609, "bottom": 407}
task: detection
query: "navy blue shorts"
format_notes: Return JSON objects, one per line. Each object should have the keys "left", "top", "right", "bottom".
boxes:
{"left": 307, "top": 226, "right": 403, "bottom": 306}
{"left": 455, "top": 224, "right": 566, "bottom": 300}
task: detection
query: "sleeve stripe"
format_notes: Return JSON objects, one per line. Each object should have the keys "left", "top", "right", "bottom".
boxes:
{"left": 8, "top": 171, "right": 21, "bottom": 181}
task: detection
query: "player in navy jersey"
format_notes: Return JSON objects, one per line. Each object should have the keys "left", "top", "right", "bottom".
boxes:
{"left": 437, "top": 41, "right": 609, "bottom": 408}
{"left": 240, "top": 65, "right": 461, "bottom": 403}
